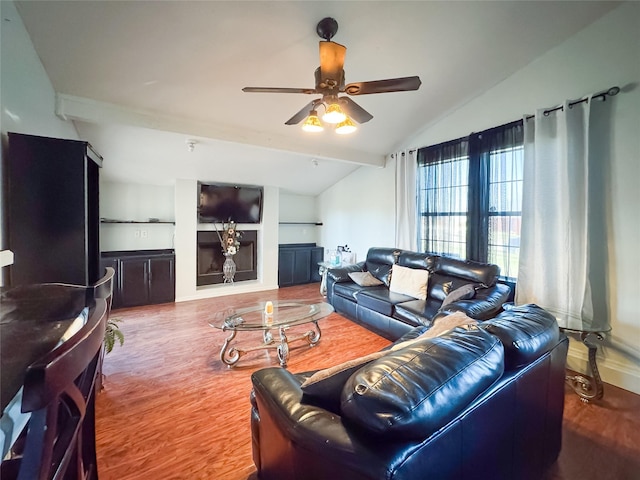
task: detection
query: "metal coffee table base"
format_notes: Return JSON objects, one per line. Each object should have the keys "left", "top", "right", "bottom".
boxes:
{"left": 220, "top": 321, "right": 322, "bottom": 367}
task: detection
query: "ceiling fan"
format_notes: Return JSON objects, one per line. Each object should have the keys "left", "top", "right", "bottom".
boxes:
{"left": 242, "top": 17, "right": 421, "bottom": 134}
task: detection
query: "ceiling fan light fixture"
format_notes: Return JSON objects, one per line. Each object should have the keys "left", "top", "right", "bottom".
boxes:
{"left": 335, "top": 116, "right": 357, "bottom": 135}
{"left": 322, "top": 103, "right": 346, "bottom": 124}
{"left": 302, "top": 110, "right": 324, "bottom": 132}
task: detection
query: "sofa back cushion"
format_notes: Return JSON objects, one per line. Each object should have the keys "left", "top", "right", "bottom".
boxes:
{"left": 397, "top": 251, "right": 433, "bottom": 270}
{"left": 365, "top": 248, "right": 401, "bottom": 286}
{"left": 433, "top": 256, "right": 500, "bottom": 285}
{"left": 340, "top": 327, "right": 504, "bottom": 439}
{"left": 427, "top": 256, "right": 500, "bottom": 300}
{"left": 481, "top": 304, "right": 560, "bottom": 370}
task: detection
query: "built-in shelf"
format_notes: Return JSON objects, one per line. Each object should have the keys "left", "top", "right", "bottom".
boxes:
{"left": 278, "top": 222, "right": 323, "bottom": 226}
{"left": 101, "top": 220, "right": 175, "bottom": 225}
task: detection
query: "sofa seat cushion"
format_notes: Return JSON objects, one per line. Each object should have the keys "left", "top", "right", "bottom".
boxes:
{"left": 357, "top": 288, "right": 414, "bottom": 317}
{"left": 393, "top": 299, "right": 442, "bottom": 327}
{"left": 482, "top": 303, "right": 560, "bottom": 370}
{"left": 340, "top": 326, "right": 504, "bottom": 439}
{"left": 333, "top": 282, "right": 367, "bottom": 301}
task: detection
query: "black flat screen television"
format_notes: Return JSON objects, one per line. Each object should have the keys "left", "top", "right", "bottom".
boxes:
{"left": 198, "top": 183, "right": 263, "bottom": 224}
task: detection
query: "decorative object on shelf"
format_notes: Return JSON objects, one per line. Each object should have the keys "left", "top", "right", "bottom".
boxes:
{"left": 215, "top": 220, "right": 242, "bottom": 284}
{"left": 326, "top": 244, "right": 353, "bottom": 266}
{"left": 222, "top": 254, "right": 237, "bottom": 284}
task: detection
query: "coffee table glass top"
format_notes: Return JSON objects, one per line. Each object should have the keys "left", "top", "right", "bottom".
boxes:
{"left": 209, "top": 301, "right": 334, "bottom": 331}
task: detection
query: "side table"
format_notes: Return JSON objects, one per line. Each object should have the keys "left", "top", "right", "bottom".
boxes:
{"left": 557, "top": 318, "right": 611, "bottom": 403}
{"left": 318, "top": 261, "right": 348, "bottom": 296}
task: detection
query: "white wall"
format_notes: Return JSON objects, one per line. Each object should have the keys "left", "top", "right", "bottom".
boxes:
{"left": 319, "top": 3, "right": 640, "bottom": 393}
{"left": 278, "top": 192, "right": 320, "bottom": 245}
{"left": 318, "top": 157, "right": 396, "bottom": 264}
{"left": 174, "top": 179, "right": 279, "bottom": 301}
{"left": 0, "top": 1, "right": 78, "bottom": 141}
{"left": 407, "top": 2, "right": 640, "bottom": 394}
{"left": 99, "top": 182, "right": 175, "bottom": 251}
{"left": 0, "top": 0, "right": 80, "bottom": 280}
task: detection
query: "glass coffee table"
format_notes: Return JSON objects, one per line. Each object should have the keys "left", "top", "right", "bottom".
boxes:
{"left": 208, "top": 301, "right": 334, "bottom": 367}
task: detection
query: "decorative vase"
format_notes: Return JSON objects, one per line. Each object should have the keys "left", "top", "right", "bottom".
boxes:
{"left": 223, "top": 253, "right": 236, "bottom": 284}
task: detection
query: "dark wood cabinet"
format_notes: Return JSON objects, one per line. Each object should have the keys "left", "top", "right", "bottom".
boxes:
{"left": 7, "top": 133, "right": 102, "bottom": 286}
{"left": 278, "top": 244, "right": 323, "bottom": 287}
{"left": 120, "top": 258, "right": 149, "bottom": 307}
{"left": 148, "top": 256, "right": 176, "bottom": 305}
{"left": 101, "top": 251, "right": 175, "bottom": 309}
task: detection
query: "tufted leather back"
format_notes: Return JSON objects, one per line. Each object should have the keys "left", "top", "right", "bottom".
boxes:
{"left": 364, "top": 248, "right": 401, "bottom": 286}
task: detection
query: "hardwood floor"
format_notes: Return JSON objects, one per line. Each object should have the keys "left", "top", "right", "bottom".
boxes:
{"left": 96, "top": 284, "right": 640, "bottom": 480}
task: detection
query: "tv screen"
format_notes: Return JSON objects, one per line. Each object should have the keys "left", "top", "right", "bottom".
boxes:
{"left": 198, "top": 183, "right": 263, "bottom": 224}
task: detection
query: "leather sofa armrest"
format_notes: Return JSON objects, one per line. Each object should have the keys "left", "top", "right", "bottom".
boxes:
{"left": 326, "top": 262, "right": 365, "bottom": 283}
{"left": 326, "top": 262, "right": 365, "bottom": 303}
{"left": 440, "top": 283, "right": 511, "bottom": 320}
{"left": 251, "top": 367, "right": 387, "bottom": 479}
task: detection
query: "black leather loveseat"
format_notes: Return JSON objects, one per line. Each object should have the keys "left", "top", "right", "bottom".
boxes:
{"left": 326, "top": 247, "right": 511, "bottom": 340}
{"left": 250, "top": 304, "right": 568, "bottom": 480}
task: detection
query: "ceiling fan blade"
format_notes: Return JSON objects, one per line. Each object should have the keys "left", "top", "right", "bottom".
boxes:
{"left": 285, "top": 100, "right": 318, "bottom": 125}
{"left": 339, "top": 97, "right": 373, "bottom": 124}
{"left": 319, "top": 41, "right": 346, "bottom": 87}
{"left": 343, "top": 76, "right": 422, "bottom": 95}
{"left": 243, "top": 87, "right": 318, "bottom": 94}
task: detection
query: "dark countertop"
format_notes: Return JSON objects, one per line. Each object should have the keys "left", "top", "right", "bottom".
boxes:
{"left": 101, "top": 249, "right": 175, "bottom": 258}
{"left": 0, "top": 284, "right": 92, "bottom": 412}
{"left": 278, "top": 243, "right": 319, "bottom": 249}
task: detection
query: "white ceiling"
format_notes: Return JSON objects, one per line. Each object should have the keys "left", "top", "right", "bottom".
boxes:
{"left": 15, "top": 1, "right": 618, "bottom": 194}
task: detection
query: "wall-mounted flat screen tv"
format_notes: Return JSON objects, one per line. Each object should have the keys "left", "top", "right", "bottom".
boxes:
{"left": 198, "top": 183, "right": 263, "bottom": 224}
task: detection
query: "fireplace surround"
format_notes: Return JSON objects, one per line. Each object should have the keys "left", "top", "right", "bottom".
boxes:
{"left": 197, "top": 230, "right": 257, "bottom": 286}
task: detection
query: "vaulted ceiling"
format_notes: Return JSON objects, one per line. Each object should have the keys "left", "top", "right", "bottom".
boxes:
{"left": 15, "top": 1, "right": 618, "bottom": 194}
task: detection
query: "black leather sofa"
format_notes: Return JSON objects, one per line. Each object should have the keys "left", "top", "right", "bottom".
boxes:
{"left": 250, "top": 304, "right": 569, "bottom": 480}
{"left": 326, "top": 247, "right": 511, "bottom": 340}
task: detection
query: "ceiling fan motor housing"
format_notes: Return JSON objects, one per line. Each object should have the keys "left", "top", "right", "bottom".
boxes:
{"left": 314, "top": 67, "right": 345, "bottom": 92}
{"left": 316, "top": 17, "right": 338, "bottom": 41}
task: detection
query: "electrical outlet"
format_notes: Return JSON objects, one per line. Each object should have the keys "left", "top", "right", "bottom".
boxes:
{"left": 141, "top": 230, "right": 148, "bottom": 238}
{"left": 135, "top": 230, "right": 140, "bottom": 238}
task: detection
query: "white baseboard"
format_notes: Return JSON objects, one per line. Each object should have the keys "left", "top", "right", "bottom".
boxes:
{"left": 566, "top": 345, "right": 640, "bottom": 396}
{"left": 176, "top": 281, "right": 279, "bottom": 302}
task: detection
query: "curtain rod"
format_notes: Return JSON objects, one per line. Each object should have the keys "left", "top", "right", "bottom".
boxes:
{"left": 525, "top": 85, "right": 620, "bottom": 120}
{"left": 400, "top": 85, "right": 620, "bottom": 156}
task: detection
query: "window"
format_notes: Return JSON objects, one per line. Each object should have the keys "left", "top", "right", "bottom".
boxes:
{"left": 417, "top": 138, "right": 469, "bottom": 260}
{"left": 417, "top": 121, "right": 524, "bottom": 282}
{"left": 486, "top": 145, "right": 524, "bottom": 280}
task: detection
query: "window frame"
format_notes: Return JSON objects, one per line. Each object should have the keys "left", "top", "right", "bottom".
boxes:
{"left": 417, "top": 121, "right": 524, "bottom": 283}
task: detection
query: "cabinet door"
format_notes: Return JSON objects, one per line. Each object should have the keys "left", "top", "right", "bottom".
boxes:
{"left": 120, "top": 258, "right": 149, "bottom": 307}
{"left": 292, "top": 249, "right": 311, "bottom": 285}
{"left": 149, "top": 256, "right": 175, "bottom": 305}
{"left": 8, "top": 134, "right": 99, "bottom": 286}
{"left": 278, "top": 249, "right": 295, "bottom": 286}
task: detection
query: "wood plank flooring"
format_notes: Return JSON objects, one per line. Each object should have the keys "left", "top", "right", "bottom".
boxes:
{"left": 96, "top": 284, "right": 640, "bottom": 480}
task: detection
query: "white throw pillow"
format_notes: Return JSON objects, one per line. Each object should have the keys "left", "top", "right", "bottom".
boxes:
{"left": 389, "top": 264, "right": 430, "bottom": 300}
